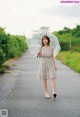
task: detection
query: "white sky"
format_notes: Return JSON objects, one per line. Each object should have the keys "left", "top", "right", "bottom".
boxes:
{"left": 0, "top": 0, "right": 80, "bottom": 37}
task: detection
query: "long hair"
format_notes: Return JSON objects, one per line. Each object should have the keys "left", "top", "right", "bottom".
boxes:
{"left": 41, "top": 35, "right": 50, "bottom": 47}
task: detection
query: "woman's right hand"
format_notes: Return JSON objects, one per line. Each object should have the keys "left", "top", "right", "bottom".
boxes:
{"left": 55, "top": 66, "right": 57, "bottom": 71}
{"left": 38, "top": 51, "right": 42, "bottom": 58}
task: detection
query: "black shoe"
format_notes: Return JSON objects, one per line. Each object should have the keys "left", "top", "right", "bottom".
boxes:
{"left": 53, "top": 94, "right": 57, "bottom": 98}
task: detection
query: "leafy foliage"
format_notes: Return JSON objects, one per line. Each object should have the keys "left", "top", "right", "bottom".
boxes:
{"left": 0, "top": 27, "right": 28, "bottom": 73}
{"left": 52, "top": 24, "right": 80, "bottom": 52}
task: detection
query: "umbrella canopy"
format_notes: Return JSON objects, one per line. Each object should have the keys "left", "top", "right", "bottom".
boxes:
{"left": 27, "top": 27, "right": 61, "bottom": 58}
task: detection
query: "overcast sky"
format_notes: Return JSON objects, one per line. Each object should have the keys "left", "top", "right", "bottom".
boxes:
{"left": 0, "top": 0, "right": 80, "bottom": 36}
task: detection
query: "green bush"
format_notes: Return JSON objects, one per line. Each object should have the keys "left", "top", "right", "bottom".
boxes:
{"left": 7, "top": 35, "right": 28, "bottom": 58}
{"left": 0, "top": 47, "right": 5, "bottom": 67}
{"left": 0, "top": 47, "right": 5, "bottom": 73}
{"left": 52, "top": 25, "right": 80, "bottom": 52}
{"left": 60, "top": 41, "right": 69, "bottom": 50}
{"left": 0, "top": 27, "right": 28, "bottom": 73}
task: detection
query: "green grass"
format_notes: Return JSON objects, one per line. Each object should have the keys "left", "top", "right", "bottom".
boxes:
{"left": 56, "top": 51, "right": 80, "bottom": 73}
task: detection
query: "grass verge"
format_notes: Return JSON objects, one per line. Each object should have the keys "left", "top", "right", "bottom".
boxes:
{"left": 56, "top": 51, "right": 80, "bottom": 73}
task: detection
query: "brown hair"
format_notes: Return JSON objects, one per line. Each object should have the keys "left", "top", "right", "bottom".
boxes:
{"left": 41, "top": 35, "right": 50, "bottom": 47}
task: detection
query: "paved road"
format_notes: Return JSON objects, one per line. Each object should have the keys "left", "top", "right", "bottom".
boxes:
{"left": 0, "top": 50, "right": 80, "bottom": 117}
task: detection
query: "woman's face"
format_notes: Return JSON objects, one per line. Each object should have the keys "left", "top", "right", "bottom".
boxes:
{"left": 42, "top": 37, "right": 48, "bottom": 45}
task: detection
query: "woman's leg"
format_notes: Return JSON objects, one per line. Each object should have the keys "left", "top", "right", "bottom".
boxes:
{"left": 42, "top": 79, "right": 48, "bottom": 93}
{"left": 42, "top": 79, "right": 50, "bottom": 96}
{"left": 50, "top": 78, "right": 57, "bottom": 94}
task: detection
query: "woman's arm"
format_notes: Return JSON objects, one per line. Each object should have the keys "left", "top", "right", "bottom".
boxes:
{"left": 51, "top": 49, "right": 57, "bottom": 70}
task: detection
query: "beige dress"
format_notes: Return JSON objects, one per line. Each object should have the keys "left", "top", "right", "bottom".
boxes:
{"left": 37, "top": 46, "right": 57, "bottom": 80}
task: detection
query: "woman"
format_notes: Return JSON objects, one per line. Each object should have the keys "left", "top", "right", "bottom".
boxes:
{"left": 37, "top": 35, "right": 57, "bottom": 99}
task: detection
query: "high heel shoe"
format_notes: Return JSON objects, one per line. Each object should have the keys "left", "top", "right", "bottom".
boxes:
{"left": 53, "top": 93, "right": 57, "bottom": 98}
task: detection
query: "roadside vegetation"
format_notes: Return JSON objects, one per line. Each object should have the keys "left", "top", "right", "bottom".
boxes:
{"left": 53, "top": 24, "right": 80, "bottom": 73}
{"left": 0, "top": 27, "right": 28, "bottom": 74}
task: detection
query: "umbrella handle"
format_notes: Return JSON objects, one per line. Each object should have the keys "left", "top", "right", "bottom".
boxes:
{"left": 37, "top": 46, "right": 42, "bottom": 57}
{"left": 37, "top": 51, "right": 42, "bottom": 58}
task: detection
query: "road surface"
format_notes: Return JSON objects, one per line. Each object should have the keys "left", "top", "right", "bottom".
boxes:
{"left": 0, "top": 50, "right": 80, "bottom": 117}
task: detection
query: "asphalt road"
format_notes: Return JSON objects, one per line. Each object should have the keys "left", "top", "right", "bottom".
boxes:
{"left": 0, "top": 50, "right": 80, "bottom": 117}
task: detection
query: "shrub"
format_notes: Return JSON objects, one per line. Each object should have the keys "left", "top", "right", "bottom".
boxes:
{"left": 0, "top": 27, "right": 28, "bottom": 74}
{"left": 0, "top": 47, "right": 5, "bottom": 67}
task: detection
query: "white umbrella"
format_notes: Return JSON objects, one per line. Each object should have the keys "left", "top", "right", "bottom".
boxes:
{"left": 27, "top": 27, "right": 61, "bottom": 58}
